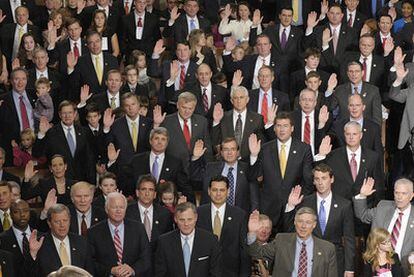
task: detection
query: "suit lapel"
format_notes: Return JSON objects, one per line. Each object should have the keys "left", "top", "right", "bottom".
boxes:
{"left": 103, "top": 223, "right": 120, "bottom": 263}
{"left": 122, "top": 117, "right": 135, "bottom": 153}
{"left": 190, "top": 116, "right": 198, "bottom": 147}
{"left": 325, "top": 195, "right": 339, "bottom": 235}
{"left": 235, "top": 164, "right": 245, "bottom": 205}
{"left": 69, "top": 235, "right": 80, "bottom": 266}
{"left": 402, "top": 205, "right": 414, "bottom": 249}
{"left": 284, "top": 139, "right": 298, "bottom": 181}
{"left": 341, "top": 148, "right": 354, "bottom": 184}
{"left": 173, "top": 231, "right": 186, "bottom": 276}
{"left": 58, "top": 125, "right": 75, "bottom": 161}
{"left": 272, "top": 141, "right": 281, "bottom": 179}
{"left": 45, "top": 234, "right": 63, "bottom": 268}
{"left": 86, "top": 55, "right": 100, "bottom": 85}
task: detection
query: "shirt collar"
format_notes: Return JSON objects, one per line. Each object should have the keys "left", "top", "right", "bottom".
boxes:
{"left": 277, "top": 137, "right": 292, "bottom": 147}
{"left": 61, "top": 122, "right": 74, "bottom": 131}
{"left": 52, "top": 233, "right": 69, "bottom": 244}
{"left": 108, "top": 219, "right": 124, "bottom": 232}
{"left": 91, "top": 52, "right": 103, "bottom": 59}
{"left": 12, "top": 225, "right": 31, "bottom": 237}
{"left": 150, "top": 151, "right": 165, "bottom": 159}
{"left": 76, "top": 207, "right": 92, "bottom": 217}
{"left": 301, "top": 110, "right": 315, "bottom": 117}
{"left": 211, "top": 203, "right": 226, "bottom": 215}
{"left": 317, "top": 191, "right": 332, "bottom": 202}
{"left": 138, "top": 202, "right": 153, "bottom": 214}
{"left": 346, "top": 145, "right": 361, "bottom": 156}
{"left": 200, "top": 82, "right": 212, "bottom": 91}
{"left": 181, "top": 229, "right": 195, "bottom": 240}
{"left": 126, "top": 115, "right": 140, "bottom": 125}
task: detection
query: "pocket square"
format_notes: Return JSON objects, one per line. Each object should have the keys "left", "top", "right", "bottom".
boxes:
{"left": 198, "top": 256, "right": 209, "bottom": 261}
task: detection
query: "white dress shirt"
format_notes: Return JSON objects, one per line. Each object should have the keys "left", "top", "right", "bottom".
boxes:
{"left": 135, "top": 11, "right": 145, "bottom": 40}
{"left": 36, "top": 69, "right": 49, "bottom": 80}
{"left": 107, "top": 91, "right": 120, "bottom": 108}
{"left": 180, "top": 229, "right": 195, "bottom": 253}
{"left": 186, "top": 15, "right": 199, "bottom": 34}
{"left": 359, "top": 54, "right": 372, "bottom": 82}
{"left": 12, "top": 226, "right": 31, "bottom": 253}
{"left": 70, "top": 38, "right": 82, "bottom": 56}
{"left": 12, "top": 90, "right": 34, "bottom": 130}
{"left": 257, "top": 88, "right": 273, "bottom": 114}
{"left": 126, "top": 115, "right": 140, "bottom": 141}
{"left": 91, "top": 52, "right": 104, "bottom": 77}
{"left": 108, "top": 220, "right": 125, "bottom": 248}
{"left": 172, "top": 61, "right": 190, "bottom": 90}
{"left": 178, "top": 114, "right": 192, "bottom": 135}
{"left": 346, "top": 10, "right": 356, "bottom": 27}
{"left": 279, "top": 25, "right": 291, "bottom": 42}
{"left": 61, "top": 122, "right": 77, "bottom": 148}
{"left": 200, "top": 82, "right": 212, "bottom": 109}
{"left": 387, "top": 205, "right": 411, "bottom": 257}
{"left": 317, "top": 191, "right": 332, "bottom": 222}
{"left": 150, "top": 151, "right": 165, "bottom": 178}
{"left": 346, "top": 146, "right": 362, "bottom": 173}
{"left": 253, "top": 54, "right": 271, "bottom": 89}
{"left": 52, "top": 234, "right": 71, "bottom": 264}
{"left": 277, "top": 137, "right": 292, "bottom": 161}
{"left": 138, "top": 202, "right": 154, "bottom": 230}
{"left": 211, "top": 203, "right": 226, "bottom": 230}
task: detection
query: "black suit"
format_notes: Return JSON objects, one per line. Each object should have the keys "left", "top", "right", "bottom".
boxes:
{"left": 197, "top": 204, "right": 249, "bottom": 277}
{"left": 374, "top": 32, "right": 396, "bottom": 56}
{"left": 155, "top": 228, "right": 222, "bottom": 277}
{"left": 48, "top": 38, "right": 89, "bottom": 75}
{"left": 0, "top": 170, "right": 20, "bottom": 184}
{"left": 0, "top": 249, "right": 14, "bottom": 277}
{"left": 289, "top": 68, "right": 329, "bottom": 104}
{"left": 0, "top": 0, "right": 36, "bottom": 25}
{"left": 190, "top": 158, "right": 259, "bottom": 212}
{"left": 342, "top": 10, "right": 367, "bottom": 33}
{"left": 248, "top": 88, "right": 290, "bottom": 114}
{"left": 68, "top": 205, "right": 106, "bottom": 236}
{"left": 21, "top": 177, "right": 75, "bottom": 206}
{"left": 284, "top": 193, "right": 355, "bottom": 275}
{"left": 87, "top": 219, "right": 151, "bottom": 276}
{"left": 163, "top": 14, "right": 210, "bottom": 44}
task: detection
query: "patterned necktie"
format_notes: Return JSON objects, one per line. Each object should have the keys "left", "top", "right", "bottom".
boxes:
{"left": 190, "top": 19, "right": 196, "bottom": 31}
{"left": 2, "top": 212, "right": 10, "bottom": 231}
{"left": 73, "top": 42, "right": 80, "bottom": 59}
{"left": 95, "top": 56, "right": 103, "bottom": 84}
{"left": 353, "top": 86, "right": 359, "bottom": 95}
{"left": 183, "top": 119, "right": 191, "bottom": 150}
{"left": 298, "top": 242, "right": 307, "bottom": 277}
{"left": 382, "top": 37, "right": 387, "bottom": 49}
{"left": 131, "top": 122, "right": 138, "bottom": 151}
{"left": 261, "top": 93, "right": 268, "bottom": 123}
{"left": 227, "top": 167, "right": 235, "bottom": 205}
{"left": 234, "top": 114, "right": 242, "bottom": 146}
{"left": 19, "top": 96, "right": 30, "bottom": 130}
{"left": 391, "top": 212, "right": 403, "bottom": 249}
{"left": 304, "top": 115, "right": 311, "bottom": 145}
{"left": 124, "top": 1, "right": 130, "bottom": 14}
{"left": 143, "top": 210, "right": 151, "bottom": 241}
{"left": 350, "top": 153, "right": 357, "bottom": 181}
{"left": 81, "top": 214, "right": 88, "bottom": 236}
{"left": 179, "top": 65, "right": 186, "bottom": 90}
{"left": 279, "top": 144, "right": 287, "bottom": 178}
{"left": 152, "top": 155, "right": 159, "bottom": 182}
{"left": 183, "top": 237, "right": 190, "bottom": 276}
{"left": 202, "top": 88, "right": 209, "bottom": 113}
{"left": 59, "top": 241, "right": 69, "bottom": 266}
{"left": 319, "top": 200, "right": 327, "bottom": 235}
{"left": 362, "top": 58, "right": 367, "bottom": 82}
{"left": 137, "top": 17, "right": 142, "bottom": 27}
{"left": 113, "top": 227, "right": 123, "bottom": 263}
{"left": 22, "top": 232, "right": 30, "bottom": 257}
{"left": 110, "top": 96, "right": 116, "bottom": 110}
{"left": 18, "top": 27, "right": 24, "bottom": 45}
{"left": 66, "top": 128, "right": 76, "bottom": 157}
{"left": 332, "top": 28, "right": 338, "bottom": 55}
{"left": 281, "top": 28, "right": 287, "bottom": 49}
{"left": 348, "top": 13, "right": 353, "bottom": 27}
{"left": 213, "top": 210, "right": 222, "bottom": 239}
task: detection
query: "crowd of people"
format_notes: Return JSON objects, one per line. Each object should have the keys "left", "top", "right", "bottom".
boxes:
{"left": 1, "top": 0, "right": 414, "bottom": 276}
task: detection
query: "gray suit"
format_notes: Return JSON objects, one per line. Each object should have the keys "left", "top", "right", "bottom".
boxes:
{"left": 248, "top": 233, "right": 338, "bottom": 277}
{"left": 353, "top": 199, "right": 414, "bottom": 275}
{"left": 328, "top": 82, "right": 382, "bottom": 126}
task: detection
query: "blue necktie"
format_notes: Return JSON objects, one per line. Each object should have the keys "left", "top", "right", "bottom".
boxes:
{"left": 183, "top": 237, "right": 190, "bottom": 276}
{"left": 190, "top": 19, "right": 196, "bottom": 31}
{"left": 319, "top": 200, "right": 327, "bottom": 235}
{"left": 66, "top": 127, "right": 76, "bottom": 157}
{"left": 152, "top": 155, "right": 159, "bottom": 182}
{"left": 227, "top": 167, "right": 235, "bottom": 206}
{"left": 372, "top": 0, "right": 383, "bottom": 17}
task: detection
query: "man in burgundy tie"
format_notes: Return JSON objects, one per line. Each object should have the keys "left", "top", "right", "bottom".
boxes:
{"left": 247, "top": 207, "right": 338, "bottom": 276}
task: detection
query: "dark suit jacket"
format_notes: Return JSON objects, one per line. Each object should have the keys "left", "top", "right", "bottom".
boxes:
{"left": 154, "top": 228, "right": 222, "bottom": 277}
{"left": 0, "top": 249, "right": 15, "bottom": 277}
{"left": 87, "top": 219, "right": 151, "bottom": 276}
{"left": 190, "top": 158, "right": 259, "bottom": 212}
{"left": 163, "top": 14, "right": 210, "bottom": 44}
{"left": 289, "top": 68, "right": 329, "bottom": 104}
{"left": 197, "top": 204, "right": 249, "bottom": 277}
{"left": 68, "top": 205, "right": 107, "bottom": 236}
{"left": 48, "top": 38, "right": 89, "bottom": 75}
{"left": 0, "top": 0, "right": 36, "bottom": 25}
{"left": 92, "top": 194, "right": 106, "bottom": 210}
{"left": 284, "top": 193, "right": 355, "bottom": 274}
{"left": 33, "top": 123, "right": 96, "bottom": 183}
{"left": 78, "top": 5, "right": 120, "bottom": 33}
{"left": 21, "top": 177, "right": 75, "bottom": 206}
{"left": 32, "top": 233, "right": 94, "bottom": 277}
{"left": 248, "top": 88, "right": 290, "bottom": 114}
{"left": 358, "top": 0, "right": 389, "bottom": 18}
{"left": 0, "top": 170, "right": 20, "bottom": 184}
{"left": 211, "top": 110, "right": 265, "bottom": 161}
{"left": 374, "top": 31, "right": 396, "bottom": 56}
{"left": 342, "top": 10, "right": 367, "bottom": 33}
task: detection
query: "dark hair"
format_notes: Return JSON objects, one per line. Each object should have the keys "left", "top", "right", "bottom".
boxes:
{"left": 359, "top": 33, "right": 375, "bottom": 40}
{"left": 47, "top": 203, "right": 70, "bottom": 221}
{"left": 312, "top": 163, "right": 334, "bottom": 178}
{"left": 304, "top": 47, "right": 321, "bottom": 59}
{"left": 35, "top": 77, "right": 51, "bottom": 88}
{"left": 175, "top": 202, "right": 197, "bottom": 215}
{"left": 86, "top": 30, "right": 102, "bottom": 42}
{"left": 136, "top": 174, "right": 157, "bottom": 190}
{"left": 158, "top": 181, "right": 178, "bottom": 205}
{"left": 221, "top": 137, "right": 239, "bottom": 150}
{"left": 275, "top": 111, "right": 294, "bottom": 126}
{"left": 379, "top": 14, "right": 393, "bottom": 22}
{"left": 50, "top": 154, "right": 67, "bottom": 165}
{"left": 0, "top": 181, "right": 11, "bottom": 192}
{"left": 106, "top": 69, "right": 122, "bottom": 79}
{"left": 65, "top": 17, "right": 82, "bottom": 29}
{"left": 209, "top": 175, "right": 229, "bottom": 189}
{"left": 212, "top": 72, "right": 227, "bottom": 84}
{"left": 99, "top": 172, "right": 117, "bottom": 185}
{"left": 279, "top": 6, "right": 293, "bottom": 13}
{"left": 58, "top": 100, "right": 76, "bottom": 112}
{"left": 236, "top": 2, "right": 251, "bottom": 21}
{"left": 329, "top": 3, "right": 343, "bottom": 10}
{"left": 90, "top": 9, "right": 108, "bottom": 33}
{"left": 138, "top": 95, "right": 150, "bottom": 108}
{"left": 85, "top": 103, "right": 100, "bottom": 115}
{"left": 347, "top": 60, "right": 363, "bottom": 71}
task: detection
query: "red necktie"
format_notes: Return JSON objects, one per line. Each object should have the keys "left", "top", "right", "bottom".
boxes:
{"left": 382, "top": 37, "right": 387, "bottom": 49}
{"left": 304, "top": 115, "right": 311, "bottom": 145}
{"left": 347, "top": 13, "right": 353, "bottom": 27}
{"left": 362, "top": 57, "right": 367, "bottom": 82}
{"left": 179, "top": 65, "right": 186, "bottom": 90}
{"left": 73, "top": 42, "right": 80, "bottom": 59}
{"left": 183, "top": 119, "right": 191, "bottom": 150}
{"left": 137, "top": 17, "right": 142, "bottom": 27}
{"left": 350, "top": 153, "right": 357, "bottom": 181}
{"left": 391, "top": 212, "right": 403, "bottom": 249}
{"left": 19, "top": 96, "right": 30, "bottom": 130}
{"left": 202, "top": 88, "right": 209, "bottom": 113}
{"left": 124, "top": 1, "right": 130, "bottom": 14}
{"left": 298, "top": 242, "right": 307, "bottom": 277}
{"left": 261, "top": 92, "right": 268, "bottom": 123}
{"left": 81, "top": 214, "right": 87, "bottom": 236}
{"left": 113, "top": 228, "right": 123, "bottom": 263}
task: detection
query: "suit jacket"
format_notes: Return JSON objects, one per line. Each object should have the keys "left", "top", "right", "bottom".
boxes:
{"left": 284, "top": 193, "right": 355, "bottom": 274}
{"left": 327, "top": 82, "right": 382, "bottom": 126}
{"left": 87, "top": 219, "right": 151, "bottom": 276}
{"left": 196, "top": 204, "right": 249, "bottom": 277}
{"left": 0, "top": 249, "right": 15, "bottom": 277}
{"left": 341, "top": 10, "right": 367, "bottom": 33}
{"left": 121, "top": 11, "right": 161, "bottom": 56}
{"left": 154, "top": 228, "right": 222, "bottom": 277}
{"left": 250, "top": 138, "right": 313, "bottom": 232}
{"left": 374, "top": 32, "right": 396, "bottom": 56}
{"left": 68, "top": 205, "right": 106, "bottom": 236}
{"left": 48, "top": 38, "right": 89, "bottom": 75}
{"left": 163, "top": 14, "right": 210, "bottom": 44}
{"left": 358, "top": 0, "right": 389, "bottom": 18}
{"left": 21, "top": 177, "right": 75, "bottom": 206}
{"left": 32, "top": 233, "right": 94, "bottom": 277}
{"left": 0, "top": 170, "right": 20, "bottom": 184}
{"left": 211, "top": 110, "right": 265, "bottom": 161}
{"left": 33, "top": 123, "right": 96, "bottom": 183}
{"left": 248, "top": 88, "right": 290, "bottom": 114}
{"left": 78, "top": 5, "right": 120, "bottom": 33}
{"left": 289, "top": 68, "right": 329, "bottom": 104}
{"left": 248, "top": 233, "right": 337, "bottom": 277}
{"left": 353, "top": 199, "right": 414, "bottom": 276}
{"left": 190, "top": 158, "right": 259, "bottom": 212}
{"left": 0, "top": 0, "right": 36, "bottom": 25}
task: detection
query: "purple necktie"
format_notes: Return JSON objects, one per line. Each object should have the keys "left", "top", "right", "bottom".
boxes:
{"left": 281, "top": 28, "right": 287, "bottom": 49}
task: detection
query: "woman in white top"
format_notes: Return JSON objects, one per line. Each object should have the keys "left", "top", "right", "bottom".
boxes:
{"left": 218, "top": 2, "right": 262, "bottom": 43}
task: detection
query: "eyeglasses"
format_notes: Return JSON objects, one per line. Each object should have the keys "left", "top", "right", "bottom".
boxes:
{"left": 380, "top": 240, "right": 391, "bottom": 245}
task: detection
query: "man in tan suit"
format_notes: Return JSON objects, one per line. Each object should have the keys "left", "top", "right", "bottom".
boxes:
{"left": 247, "top": 207, "right": 337, "bottom": 277}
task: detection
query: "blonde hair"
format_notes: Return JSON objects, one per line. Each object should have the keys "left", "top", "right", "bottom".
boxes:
{"left": 70, "top": 181, "right": 95, "bottom": 198}
{"left": 363, "top": 228, "right": 395, "bottom": 271}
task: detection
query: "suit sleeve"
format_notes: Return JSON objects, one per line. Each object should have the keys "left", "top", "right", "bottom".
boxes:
{"left": 301, "top": 145, "right": 314, "bottom": 196}
{"left": 131, "top": 225, "right": 152, "bottom": 274}
{"left": 176, "top": 159, "right": 194, "bottom": 203}
{"left": 327, "top": 243, "right": 338, "bottom": 276}
{"left": 342, "top": 200, "right": 355, "bottom": 272}
{"left": 352, "top": 198, "right": 377, "bottom": 224}
{"left": 372, "top": 88, "right": 382, "bottom": 126}
{"left": 247, "top": 237, "right": 277, "bottom": 262}
{"left": 201, "top": 120, "right": 213, "bottom": 162}
{"left": 188, "top": 156, "right": 206, "bottom": 182}
{"left": 388, "top": 84, "right": 408, "bottom": 103}
{"left": 209, "top": 236, "right": 223, "bottom": 277}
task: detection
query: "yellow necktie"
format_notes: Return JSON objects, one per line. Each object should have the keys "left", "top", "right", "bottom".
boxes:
{"left": 18, "top": 27, "right": 24, "bottom": 45}
{"left": 59, "top": 241, "right": 69, "bottom": 266}
{"left": 131, "top": 122, "right": 138, "bottom": 151}
{"left": 292, "top": 0, "right": 299, "bottom": 23}
{"left": 279, "top": 144, "right": 287, "bottom": 178}
{"left": 110, "top": 96, "right": 116, "bottom": 110}
{"left": 213, "top": 210, "right": 221, "bottom": 240}
{"left": 2, "top": 212, "right": 10, "bottom": 231}
{"left": 95, "top": 56, "right": 103, "bottom": 84}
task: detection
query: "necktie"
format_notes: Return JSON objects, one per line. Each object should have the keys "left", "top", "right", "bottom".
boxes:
{"left": 22, "top": 232, "right": 30, "bottom": 257}
{"left": 110, "top": 96, "right": 116, "bottom": 109}
{"left": 81, "top": 214, "right": 88, "bottom": 236}
{"left": 350, "top": 153, "right": 357, "bottom": 181}
{"left": 179, "top": 65, "right": 186, "bottom": 90}
{"left": 362, "top": 58, "right": 367, "bottom": 82}
{"left": 332, "top": 28, "right": 338, "bottom": 55}
{"left": 213, "top": 210, "right": 222, "bottom": 239}
{"left": 143, "top": 210, "right": 151, "bottom": 241}
{"left": 304, "top": 115, "right": 311, "bottom": 145}
{"left": 319, "top": 200, "right": 327, "bottom": 235}
{"left": 281, "top": 28, "right": 287, "bottom": 49}
{"left": 95, "top": 56, "right": 103, "bottom": 84}
{"left": 348, "top": 13, "right": 353, "bottom": 27}
{"left": 261, "top": 93, "right": 268, "bottom": 123}
{"left": 131, "top": 122, "right": 138, "bottom": 151}
{"left": 202, "top": 88, "right": 209, "bottom": 113}
{"left": 93, "top": 130, "right": 98, "bottom": 136}
{"left": 18, "top": 27, "right": 24, "bottom": 45}
{"left": 59, "top": 241, "right": 69, "bottom": 266}
{"left": 113, "top": 227, "right": 123, "bottom": 263}
{"left": 66, "top": 128, "right": 76, "bottom": 157}
{"left": 382, "top": 37, "right": 387, "bottom": 49}
{"left": 373, "top": 0, "right": 383, "bottom": 17}
{"left": 183, "top": 237, "right": 190, "bottom": 276}
{"left": 190, "top": 19, "right": 196, "bottom": 31}
{"left": 279, "top": 144, "right": 287, "bottom": 178}
{"left": 292, "top": 0, "right": 299, "bottom": 22}
{"left": 2, "top": 213, "right": 10, "bottom": 231}
{"left": 353, "top": 86, "right": 359, "bottom": 95}
{"left": 73, "top": 42, "right": 80, "bottom": 59}
{"left": 234, "top": 114, "right": 242, "bottom": 147}
{"left": 298, "top": 242, "right": 307, "bottom": 277}
{"left": 183, "top": 119, "right": 191, "bottom": 150}
{"left": 137, "top": 17, "right": 142, "bottom": 27}
{"left": 391, "top": 212, "right": 403, "bottom": 249}
{"left": 124, "top": 1, "right": 130, "bottom": 14}
{"left": 262, "top": 58, "right": 266, "bottom": 67}
{"left": 227, "top": 167, "right": 235, "bottom": 205}
{"left": 19, "top": 96, "right": 30, "bottom": 130}
{"left": 152, "top": 155, "right": 159, "bottom": 182}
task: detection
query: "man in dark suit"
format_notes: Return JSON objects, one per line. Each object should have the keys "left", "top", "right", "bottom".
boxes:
{"left": 88, "top": 192, "right": 151, "bottom": 276}
{"left": 33, "top": 101, "right": 96, "bottom": 184}
{"left": 190, "top": 137, "right": 259, "bottom": 212}
{"left": 0, "top": 249, "right": 15, "bottom": 276}
{"left": 374, "top": 15, "right": 395, "bottom": 57}
{"left": 196, "top": 176, "right": 249, "bottom": 277}
{"left": 276, "top": 1, "right": 317, "bottom": 26}
{"left": 284, "top": 164, "right": 355, "bottom": 276}
{"left": 68, "top": 182, "right": 106, "bottom": 236}
{"left": 0, "top": 0, "right": 36, "bottom": 25}
{"left": 358, "top": 0, "right": 389, "bottom": 18}
{"left": 247, "top": 207, "right": 338, "bottom": 276}
{"left": 0, "top": 148, "right": 20, "bottom": 183}
{"left": 155, "top": 202, "right": 222, "bottom": 276}
{"left": 160, "top": 92, "right": 212, "bottom": 172}
{"left": 342, "top": 0, "right": 367, "bottom": 33}
{"left": 121, "top": 0, "right": 161, "bottom": 57}
{"left": 77, "top": 0, "right": 121, "bottom": 33}
{"left": 115, "top": 0, "right": 135, "bottom": 17}
{"left": 28, "top": 204, "right": 94, "bottom": 276}
{"left": 0, "top": 68, "right": 36, "bottom": 166}
{"left": 212, "top": 86, "right": 265, "bottom": 161}
{"left": 327, "top": 61, "right": 382, "bottom": 125}
{"left": 248, "top": 112, "right": 313, "bottom": 233}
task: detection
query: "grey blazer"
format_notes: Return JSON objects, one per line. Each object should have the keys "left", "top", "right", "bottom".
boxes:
{"left": 353, "top": 199, "right": 414, "bottom": 275}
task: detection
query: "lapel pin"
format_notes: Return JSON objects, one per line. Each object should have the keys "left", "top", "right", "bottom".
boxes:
{"left": 194, "top": 123, "right": 198, "bottom": 127}
{"left": 410, "top": 224, "right": 414, "bottom": 228}
{"left": 12, "top": 244, "right": 16, "bottom": 248}
{"left": 155, "top": 220, "right": 159, "bottom": 224}
{"left": 94, "top": 218, "right": 98, "bottom": 222}
{"left": 363, "top": 128, "right": 367, "bottom": 132}
{"left": 2, "top": 261, "right": 5, "bottom": 264}
{"left": 249, "top": 119, "right": 253, "bottom": 122}
{"left": 373, "top": 64, "right": 376, "bottom": 67}
{"left": 166, "top": 168, "right": 170, "bottom": 171}
{"left": 291, "top": 34, "right": 294, "bottom": 37}
{"left": 271, "top": 62, "right": 275, "bottom": 67}
{"left": 317, "top": 252, "right": 322, "bottom": 256}
{"left": 342, "top": 31, "right": 346, "bottom": 34}
{"left": 72, "top": 248, "right": 76, "bottom": 251}
{"left": 187, "top": 73, "right": 190, "bottom": 77}
{"left": 228, "top": 217, "right": 232, "bottom": 221}
{"left": 334, "top": 204, "right": 338, "bottom": 208}
{"left": 293, "top": 150, "right": 296, "bottom": 154}
{"left": 240, "top": 170, "right": 243, "bottom": 174}
{"left": 357, "top": 18, "right": 360, "bottom": 21}
{"left": 362, "top": 159, "right": 365, "bottom": 163}
{"left": 213, "top": 94, "right": 216, "bottom": 98}
{"left": 363, "top": 93, "right": 367, "bottom": 98}
{"left": 142, "top": 123, "right": 145, "bottom": 126}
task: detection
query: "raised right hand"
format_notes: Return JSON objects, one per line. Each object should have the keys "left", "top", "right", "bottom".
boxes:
{"left": 213, "top": 103, "right": 224, "bottom": 123}
{"left": 192, "top": 139, "right": 206, "bottom": 159}
{"left": 360, "top": 177, "right": 376, "bottom": 197}
{"left": 248, "top": 134, "right": 261, "bottom": 157}
{"left": 248, "top": 210, "right": 261, "bottom": 233}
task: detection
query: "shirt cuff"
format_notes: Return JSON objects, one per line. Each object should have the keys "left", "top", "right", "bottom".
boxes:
{"left": 77, "top": 102, "right": 87, "bottom": 109}
{"left": 222, "top": 50, "right": 231, "bottom": 56}
{"left": 247, "top": 233, "right": 257, "bottom": 245}
{"left": 37, "top": 133, "right": 45, "bottom": 139}
{"left": 390, "top": 66, "right": 396, "bottom": 72}
{"left": 322, "top": 44, "right": 329, "bottom": 51}
{"left": 151, "top": 54, "right": 160, "bottom": 60}
{"left": 166, "top": 79, "right": 175, "bottom": 87}
{"left": 103, "top": 128, "right": 110, "bottom": 134}
{"left": 107, "top": 160, "right": 115, "bottom": 168}
{"left": 393, "top": 80, "right": 402, "bottom": 87}
{"left": 354, "top": 194, "right": 366, "bottom": 200}
{"left": 305, "top": 29, "right": 313, "bottom": 36}
{"left": 285, "top": 204, "right": 295, "bottom": 213}
{"left": 264, "top": 123, "right": 273, "bottom": 129}
{"left": 324, "top": 90, "right": 333, "bottom": 97}
{"left": 250, "top": 155, "right": 258, "bottom": 166}
{"left": 314, "top": 154, "right": 326, "bottom": 161}
{"left": 212, "top": 121, "right": 220, "bottom": 127}
{"left": 67, "top": 67, "right": 74, "bottom": 75}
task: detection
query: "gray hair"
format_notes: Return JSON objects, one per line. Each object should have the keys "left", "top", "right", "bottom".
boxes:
{"left": 299, "top": 88, "right": 316, "bottom": 100}
{"left": 105, "top": 192, "right": 127, "bottom": 210}
{"left": 294, "top": 207, "right": 317, "bottom": 222}
{"left": 175, "top": 202, "right": 197, "bottom": 215}
{"left": 150, "top": 127, "right": 169, "bottom": 141}
{"left": 343, "top": 121, "right": 362, "bottom": 133}
{"left": 178, "top": 92, "right": 197, "bottom": 103}
{"left": 394, "top": 178, "right": 414, "bottom": 193}
{"left": 230, "top": 86, "right": 249, "bottom": 98}
{"left": 47, "top": 265, "right": 93, "bottom": 277}
{"left": 7, "top": 181, "right": 20, "bottom": 192}
{"left": 47, "top": 204, "right": 70, "bottom": 221}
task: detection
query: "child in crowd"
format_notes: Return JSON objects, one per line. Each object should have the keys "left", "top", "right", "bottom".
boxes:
{"left": 12, "top": 128, "right": 46, "bottom": 167}
{"left": 33, "top": 77, "right": 54, "bottom": 130}
{"left": 158, "top": 181, "right": 186, "bottom": 216}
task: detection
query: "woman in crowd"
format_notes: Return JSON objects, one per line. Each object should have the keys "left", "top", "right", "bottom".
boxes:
{"left": 89, "top": 9, "right": 120, "bottom": 57}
